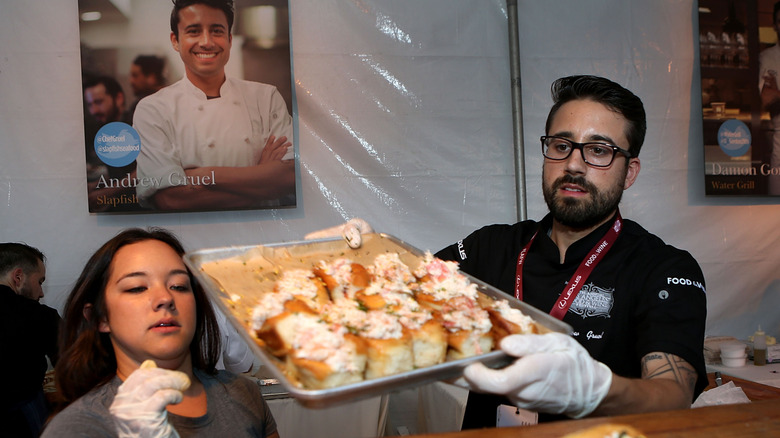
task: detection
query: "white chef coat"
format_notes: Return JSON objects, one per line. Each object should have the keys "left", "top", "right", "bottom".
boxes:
{"left": 133, "top": 75, "right": 294, "bottom": 204}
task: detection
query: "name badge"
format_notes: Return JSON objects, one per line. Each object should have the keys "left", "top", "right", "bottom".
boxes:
{"left": 496, "top": 404, "right": 538, "bottom": 427}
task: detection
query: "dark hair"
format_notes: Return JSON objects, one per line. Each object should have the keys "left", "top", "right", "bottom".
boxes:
{"left": 83, "top": 75, "right": 124, "bottom": 100}
{"left": 132, "top": 55, "right": 166, "bottom": 85}
{"left": 170, "top": 0, "right": 234, "bottom": 39}
{"left": 0, "top": 242, "right": 45, "bottom": 277}
{"left": 545, "top": 75, "right": 647, "bottom": 158}
{"left": 55, "top": 227, "right": 221, "bottom": 403}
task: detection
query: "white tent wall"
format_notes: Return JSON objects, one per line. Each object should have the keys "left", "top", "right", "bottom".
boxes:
{"left": 1, "top": 0, "right": 778, "bottom": 352}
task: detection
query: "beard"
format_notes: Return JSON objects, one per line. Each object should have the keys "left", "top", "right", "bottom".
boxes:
{"left": 542, "top": 172, "right": 625, "bottom": 230}
{"left": 92, "top": 105, "right": 120, "bottom": 124}
{"left": 18, "top": 283, "right": 39, "bottom": 302}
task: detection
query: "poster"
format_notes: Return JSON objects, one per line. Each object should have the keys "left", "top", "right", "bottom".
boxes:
{"left": 698, "top": 0, "right": 780, "bottom": 196}
{"left": 79, "top": 0, "right": 297, "bottom": 213}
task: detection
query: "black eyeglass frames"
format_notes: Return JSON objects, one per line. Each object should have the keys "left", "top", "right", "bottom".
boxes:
{"left": 540, "top": 135, "right": 632, "bottom": 168}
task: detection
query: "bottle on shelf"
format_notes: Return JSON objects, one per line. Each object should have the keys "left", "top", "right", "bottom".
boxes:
{"left": 753, "top": 326, "right": 767, "bottom": 366}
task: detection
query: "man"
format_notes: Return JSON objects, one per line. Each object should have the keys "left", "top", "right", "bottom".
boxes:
{"left": 125, "top": 55, "right": 166, "bottom": 122}
{"left": 0, "top": 243, "right": 62, "bottom": 437}
{"left": 83, "top": 75, "right": 127, "bottom": 125}
{"left": 82, "top": 76, "right": 138, "bottom": 212}
{"left": 133, "top": 0, "right": 296, "bottom": 211}
{"left": 759, "top": 1, "right": 780, "bottom": 195}
{"left": 435, "top": 75, "right": 707, "bottom": 428}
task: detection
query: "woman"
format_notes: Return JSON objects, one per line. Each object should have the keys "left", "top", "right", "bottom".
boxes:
{"left": 42, "top": 228, "right": 278, "bottom": 437}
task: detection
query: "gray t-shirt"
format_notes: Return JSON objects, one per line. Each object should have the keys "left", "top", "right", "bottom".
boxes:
{"left": 42, "top": 369, "right": 277, "bottom": 437}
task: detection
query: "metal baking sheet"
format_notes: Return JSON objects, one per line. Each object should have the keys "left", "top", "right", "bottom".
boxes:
{"left": 184, "top": 233, "right": 572, "bottom": 408}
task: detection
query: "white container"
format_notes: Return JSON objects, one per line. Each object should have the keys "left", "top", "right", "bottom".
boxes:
{"left": 722, "top": 354, "right": 747, "bottom": 367}
{"left": 720, "top": 342, "right": 747, "bottom": 359}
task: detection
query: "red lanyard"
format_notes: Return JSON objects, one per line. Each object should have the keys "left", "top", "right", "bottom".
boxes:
{"left": 514, "top": 212, "right": 623, "bottom": 320}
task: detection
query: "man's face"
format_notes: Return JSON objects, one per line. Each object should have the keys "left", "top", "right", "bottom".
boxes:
{"left": 542, "top": 98, "right": 640, "bottom": 229}
{"left": 129, "top": 64, "right": 158, "bottom": 97}
{"left": 84, "top": 84, "right": 121, "bottom": 124}
{"left": 18, "top": 260, "right": 46, "bottom": 302}
{"left": 171, "top": 4, "right": 231, "bottom": 84}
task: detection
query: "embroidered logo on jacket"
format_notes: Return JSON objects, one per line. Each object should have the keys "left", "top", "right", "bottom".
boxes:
{"left": 568, "top": 283, "right": 613, "bottom": 319}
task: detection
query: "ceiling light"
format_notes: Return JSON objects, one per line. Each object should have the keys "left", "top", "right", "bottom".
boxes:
{"left": 81, "top": 11, "right": 102, "bottom": 22}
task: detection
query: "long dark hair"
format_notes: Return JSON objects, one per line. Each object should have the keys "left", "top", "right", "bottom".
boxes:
{"left": 55, "top": 227, "right": 221, "bottom": 403}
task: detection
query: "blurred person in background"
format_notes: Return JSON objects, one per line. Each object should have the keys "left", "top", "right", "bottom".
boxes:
{"left": 126, "top": 54, "right": 167, "bottom": 122}
{"left": 0, "top": 243, "right": 61, "bottom": 438}
{"left": 82, "top": 75, "right": 138, "bottom": 212}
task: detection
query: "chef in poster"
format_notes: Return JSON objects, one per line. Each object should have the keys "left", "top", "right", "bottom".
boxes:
{"left": 133, "top": 0, "right": 296, "bottom": 211}
{"left": 80, "top": 0, "right": 297, "bottom": 213}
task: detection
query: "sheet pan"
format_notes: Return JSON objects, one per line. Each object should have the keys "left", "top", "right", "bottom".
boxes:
{"left": 184, "top": 233, "right": 572, "bottom": 408}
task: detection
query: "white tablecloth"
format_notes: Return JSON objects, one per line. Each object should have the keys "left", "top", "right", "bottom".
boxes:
{"left": 706, "top": 360, "right": 780, "bottom": 388}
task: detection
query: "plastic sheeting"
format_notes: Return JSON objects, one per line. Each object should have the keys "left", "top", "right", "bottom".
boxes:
{"left": 1, "top": 0, "right": 779, "bottom": 351}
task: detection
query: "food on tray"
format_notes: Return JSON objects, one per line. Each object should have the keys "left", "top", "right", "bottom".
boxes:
{"left": 275, "top": 268, "right": 331, "bottom": 311}
{"left": 484, "top": 298, "right": 540, "bottom": 344}
{"left": 313, "top": 258, "right": 371, "bottom": 303}
{"left": 281, "top": 313, "right": 367, "bottom": 389}
{"left": 562, "top": 423, "right": 646, "bottom": 438}
{"left": 243, "top": 251, "right": 542, "bottom": 388}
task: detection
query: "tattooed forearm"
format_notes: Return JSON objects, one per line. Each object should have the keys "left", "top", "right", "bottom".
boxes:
{"left": 641, "top": 352, "right": 697, "bottom": 400}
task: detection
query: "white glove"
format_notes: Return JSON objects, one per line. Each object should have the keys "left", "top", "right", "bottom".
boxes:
{"left": 304, "top": 218, "right": 374, "bottom": 249}
{"left": 463, "top": 333, "right": 612, "bottom": 418}
{"left": 109, "top": 360, "right": 191, "bottom": 438}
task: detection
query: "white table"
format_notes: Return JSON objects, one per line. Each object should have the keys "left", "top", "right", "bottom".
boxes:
{"left": 706, "top": 360, "right": 780, "bottom": 388}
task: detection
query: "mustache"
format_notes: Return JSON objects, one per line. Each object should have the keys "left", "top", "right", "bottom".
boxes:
{"left": 553, "top": 174, "right": 596, "bottom": 193}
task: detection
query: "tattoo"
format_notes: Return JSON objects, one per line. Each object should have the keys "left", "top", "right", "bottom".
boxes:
{"left": 641, "top": 352, "right": 697, "bottom": 399}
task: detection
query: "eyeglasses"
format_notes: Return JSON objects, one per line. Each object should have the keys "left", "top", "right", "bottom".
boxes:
{"left": 540, "top": 136, "right": 632, "bottom": 168}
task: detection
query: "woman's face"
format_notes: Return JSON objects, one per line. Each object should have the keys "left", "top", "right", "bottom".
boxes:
{"left": 99, "top": 239, "right": 197, "bottom": 372}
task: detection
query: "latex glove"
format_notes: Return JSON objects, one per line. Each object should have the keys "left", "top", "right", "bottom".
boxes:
{"left": 304, "top": 218, "right": 374, "bottom": 249}
{"left": 463, "top": 333, "right": 612, "bottom": 418}
{"left": 109, "top": 360, "right": 191, "bottom": 438}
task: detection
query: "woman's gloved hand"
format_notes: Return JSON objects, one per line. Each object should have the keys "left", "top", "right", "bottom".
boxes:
{"left": 109, "top": 360, "right": 191, "bottom": 438}
{"left": 304, "top": 218, "right": 374, "bottom": 248}
{"left": 462, "top": 333, "right": 612, "bottom": 418}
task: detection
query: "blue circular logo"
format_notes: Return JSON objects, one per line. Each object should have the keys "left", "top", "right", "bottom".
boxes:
{"left": 717, "top": 119, "right": 751, "bottom": 157}
{"left": 94, "top": 122, "right": 141, "bottom": 167}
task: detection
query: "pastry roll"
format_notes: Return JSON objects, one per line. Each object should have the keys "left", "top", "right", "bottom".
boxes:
{"left": 253, "top": 297, "right": 318, "bottom": 357}
{"left": 369, "top": 252, "right": 418, "bottom": 293}
{"left": 386, "top": 293, "right": 447, "bottom": 368}
{"left": 408, "top": 318, "right": 448, "bottom": 368}
{"left": 414, "top": 251, "right": 479, "bottom": 311}
{"left": 484, "top": 298, "right": 541, "bottom": 344}
{"left": 283, "top": 313, "right": 367, "bottom": 389}
{"left": 313, "top": 258, "right": 371, "bottom": 303}
{"left": 275, "top": 268, "right": 331, "bottom": 312}
{"left": 359, "top": 310, "right": 414, "bottom": 379}
{"left": 358, "top": 279, "right": 448, "bottom": 369}
{"left": 436, "top": 296, "right": 493, "bottom": 360}
{"left": 445, "top": 329, "right": 494, "bottom": 361}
